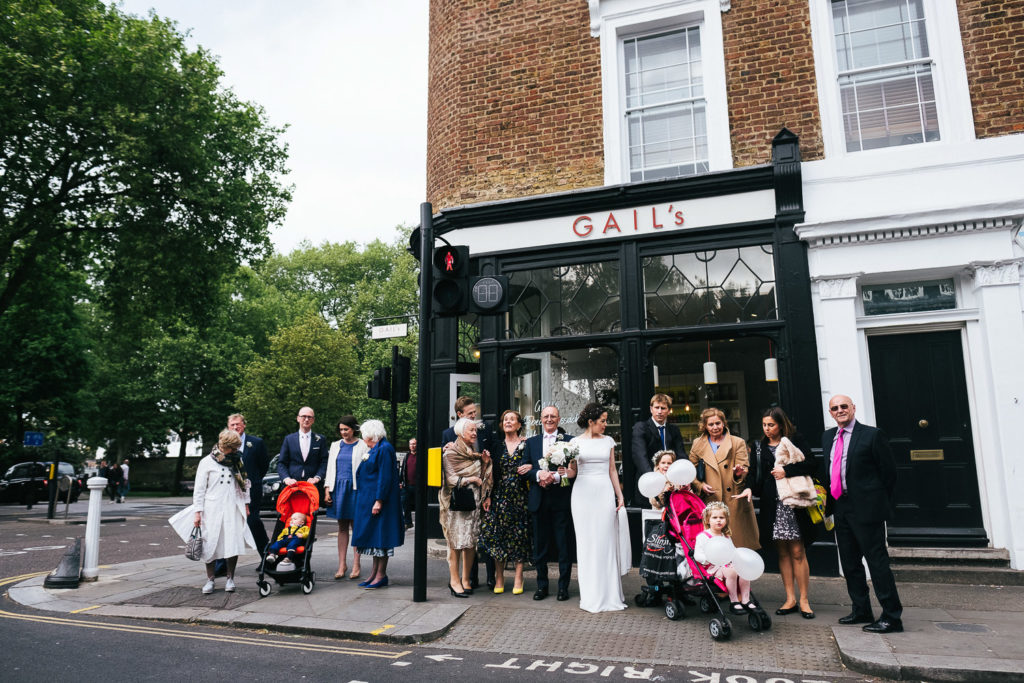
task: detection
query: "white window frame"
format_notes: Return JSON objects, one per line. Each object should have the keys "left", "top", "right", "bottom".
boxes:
{"left": 590, "top": 0, "right": 733, "bottom": 186}
{"left": 808, "top": 0, "right": 974, "bottom": 160}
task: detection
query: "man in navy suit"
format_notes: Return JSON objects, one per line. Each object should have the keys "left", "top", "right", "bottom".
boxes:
{"left": 523, "top": 405, "right": 574, "bottom": 601}
{"left": 441, "top": 396, "right": 495, "bottom": 589}
{"left": 630, "top": 393, "right": 686, "bottom": 506}
{"left": 278, "top": 406, "right": 328, "bottom": 494}
{"left": 228, "top": 413, "right": 271, "bottom": 551}
{"left": 824, "top": 394, "right": 903, "bottom": 634}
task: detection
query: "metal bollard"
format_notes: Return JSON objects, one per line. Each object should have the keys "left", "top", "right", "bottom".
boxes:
{"left": 81, "top": 476, "right": 107, "bottom": 581}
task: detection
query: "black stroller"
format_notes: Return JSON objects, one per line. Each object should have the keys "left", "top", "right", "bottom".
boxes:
{"left": 637, "top": 489, "right": 771, "bottom": 641}
{"left": 256, "top": 481, "right": 318, "bottom": 596}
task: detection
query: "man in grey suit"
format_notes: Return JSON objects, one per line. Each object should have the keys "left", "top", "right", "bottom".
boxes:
{"left": 824, "top": 394, "right": 903, "bottom": 634}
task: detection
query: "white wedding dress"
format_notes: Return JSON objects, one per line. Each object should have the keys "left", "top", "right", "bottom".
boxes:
{"left": 570, "top": 435, "right": 627, "bottom": 613}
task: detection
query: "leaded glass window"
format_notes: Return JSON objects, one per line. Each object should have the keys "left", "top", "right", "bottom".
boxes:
{"left": 642, "top": 246, "right": 777, "bottom": 328}
{"left": 507, "top": 262, "right": 621, "bottom": 339}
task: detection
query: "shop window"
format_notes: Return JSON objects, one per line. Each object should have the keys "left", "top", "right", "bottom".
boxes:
{"left": 510, "top": 347, "right": 621, "bottom": 447}
{"left": 642, "top": 245, "right": 776, "bottom": 328}
{"left": 652, "top": 337, "right": 780, "bottom": 444}
{"left": 861, "top": 278, "right": 956, "bottom": 315}
{"left": 625, "top": 26, "right": 708, "bottom": 181}
{"left": 507, "top": 262, "right": 621, "bottom": 339}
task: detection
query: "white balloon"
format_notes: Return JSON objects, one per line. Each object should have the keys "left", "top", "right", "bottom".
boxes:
{"left": 733, "top": 547, "right": 765, "bottom": 581}
{"left": 637, "top": 471, "right": 668, "bottom": 499}
{"left": 704, "top": 535, "right": 736, "bottom": 566}
{"left": 666, "top": 459, "right": 697, "bottom": 486}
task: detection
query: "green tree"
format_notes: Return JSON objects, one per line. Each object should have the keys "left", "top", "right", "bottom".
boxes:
{"left": 235, "top": 313, "right": 361, "bottom": 450}
{"left": 0, "top": 0, "right": 290, "bottom": 326}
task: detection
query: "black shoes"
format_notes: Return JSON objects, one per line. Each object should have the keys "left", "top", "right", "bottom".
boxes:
{"left": 449, "top": 584, "right": 468, "bottom": 598}
{"left": 556, "top": 589, "right": 569, "bottom": 601}
{"left": 533, "top": 588, "right": 548, "bottom": 601}
{"left": 838, "top": 611, "right": 875, "bottom": 625}
{"left": 863, "top": 618, "right": 903, "bottom": 633}
{"left": 776, "top": 605, "right": 799, "bottom": 615}
{"left": 801, "top": 610, "right": 815, "bottom": 619}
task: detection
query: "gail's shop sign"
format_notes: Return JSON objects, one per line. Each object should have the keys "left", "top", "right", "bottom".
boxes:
{"left": 572, "top": 204, "right": 684, "bottom": 238}
{"left": 448, "top": 190, "right": 776, "bottom": 254}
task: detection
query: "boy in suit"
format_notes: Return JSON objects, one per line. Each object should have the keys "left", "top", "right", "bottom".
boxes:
{"left": 630, "top": 393, "right": 686, "bottom": 506}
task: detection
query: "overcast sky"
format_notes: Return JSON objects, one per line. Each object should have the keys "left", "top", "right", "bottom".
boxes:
{"left": 117, "top": 0, "right": 429, "bottom": 254}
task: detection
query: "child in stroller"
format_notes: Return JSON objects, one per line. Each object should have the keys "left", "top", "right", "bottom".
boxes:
{"left": 638, "top": 487, "right": 770, "bottom": 640}
{"left": 257, "top": 481, "right": 319, "bottom": 597}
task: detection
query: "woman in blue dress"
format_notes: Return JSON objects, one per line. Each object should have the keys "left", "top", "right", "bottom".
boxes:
{"left": 325, "top": 415, "right": 367, "bottom": 580}
{"left": 351, "top": 419, "right": 405, "bottom": 589}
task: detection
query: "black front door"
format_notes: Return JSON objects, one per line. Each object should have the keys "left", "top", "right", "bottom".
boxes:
{"left": 868, "top": 331, "right": 986, "bottom": 545}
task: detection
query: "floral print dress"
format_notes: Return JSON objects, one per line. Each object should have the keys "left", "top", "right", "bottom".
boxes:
{"left": 479, "top": 440, "right": 533, "bottom": 563}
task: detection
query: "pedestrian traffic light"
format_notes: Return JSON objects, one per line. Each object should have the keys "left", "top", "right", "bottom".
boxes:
{"left": 468, "top": 275, "right": 509, "bottom": 315}
{"left": 432, "top": 245, "right": 470, "bottom": 316}
{"left": 393, "top": 354, "right": 411, "bottom": 403}
{"left": 368, "top": 367, "right": 391, "bottom": 400}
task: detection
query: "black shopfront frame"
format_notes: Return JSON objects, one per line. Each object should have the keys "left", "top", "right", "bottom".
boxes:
{"left": 419, "top": 131, "right": 824, "bottom": 542}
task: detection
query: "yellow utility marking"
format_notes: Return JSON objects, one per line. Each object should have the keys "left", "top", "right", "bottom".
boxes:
{"left": 370, "top": 624, "right": 396, "bottom": 635}
{"left": 70, "top": 605, "right": 101, "bottom": 613}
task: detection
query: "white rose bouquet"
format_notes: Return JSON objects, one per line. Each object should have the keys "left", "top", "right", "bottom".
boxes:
{"left": 540, "top": 441, "right": 579, "bottom": 487}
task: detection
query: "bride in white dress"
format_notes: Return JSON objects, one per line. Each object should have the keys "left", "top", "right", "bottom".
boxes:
{"left": 569, "top": 402, "right": 628, "bottom": 613}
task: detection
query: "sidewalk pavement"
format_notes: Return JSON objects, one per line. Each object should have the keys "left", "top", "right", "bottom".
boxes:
{"left": 6, "top": 502, "right": 1024, "bottom": 682}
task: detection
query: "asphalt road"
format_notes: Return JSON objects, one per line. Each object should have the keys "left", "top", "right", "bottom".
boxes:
{"left": 0, "top": 495, "right": 881, "bottom": 682}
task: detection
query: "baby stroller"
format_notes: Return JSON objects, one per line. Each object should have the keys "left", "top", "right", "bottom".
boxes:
{"left": 257, "top": 481, "right": 319, "bottom": 597}
{"left": 641, "top": 489, "right": 771, "bottom": 641}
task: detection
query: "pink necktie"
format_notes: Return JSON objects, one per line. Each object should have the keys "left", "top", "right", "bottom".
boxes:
{"left": 830, "top": 428, "right": 845, "bottom": 499}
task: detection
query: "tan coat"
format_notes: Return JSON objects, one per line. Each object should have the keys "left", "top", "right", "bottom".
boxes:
{"left": 689, "top": 433, "right": 760, "bottom": 550}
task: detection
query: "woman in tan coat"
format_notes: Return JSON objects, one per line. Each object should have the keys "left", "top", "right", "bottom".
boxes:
{"left": 688, "top": 407, "right": 760, "bottom": 550}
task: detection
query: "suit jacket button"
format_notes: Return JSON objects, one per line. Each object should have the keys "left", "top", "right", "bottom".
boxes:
{"left": 726, "top": 487, "right": 731, "bottom": 492}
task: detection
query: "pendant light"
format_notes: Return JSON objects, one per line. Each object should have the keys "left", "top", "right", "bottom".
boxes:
{"left": 765, "top": 340, "right": 778, "bottom": 382}
{"left": 703, "top": 340, "right": 718, "bottom": 385}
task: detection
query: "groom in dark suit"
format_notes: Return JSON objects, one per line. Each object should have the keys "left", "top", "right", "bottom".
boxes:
{"left": 523, "top": 405, "right": 574, "bottom": 601}
{"left": 824, "top": 394, "right": 903, "bottom": 634}
{"left": 277, "top": 406, "right": 328, "bottom": 499}
{"left": 228, "top": 413, "right": 271, "bottom": 551}
{"left": 630, "top": 393, "right": 686, "bottom": 506}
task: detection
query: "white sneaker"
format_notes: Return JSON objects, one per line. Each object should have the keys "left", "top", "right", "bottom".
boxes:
{"left": 224, "top": 578, "right": 236, "bottom": 593}
{"left": 202, "top": 579, "right": 215, "bottom": 594}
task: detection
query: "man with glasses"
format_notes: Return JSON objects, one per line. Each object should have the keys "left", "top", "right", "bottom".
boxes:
{"left": 278, "top": 407, "right": 328, "bottom": 502}
{"left": 823, "top": 395, "right": 903, "bottom": 634}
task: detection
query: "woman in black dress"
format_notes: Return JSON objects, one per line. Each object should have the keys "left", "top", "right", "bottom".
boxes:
{"left": 751, "top": 406, "right": 818, "bottom": 618}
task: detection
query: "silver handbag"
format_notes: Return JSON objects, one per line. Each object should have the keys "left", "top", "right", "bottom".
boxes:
{"left": 185, "top": 526, "right": 203, "bottom": 561}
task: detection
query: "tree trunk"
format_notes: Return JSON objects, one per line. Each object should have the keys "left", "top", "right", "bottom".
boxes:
{"left": 172, "top": 430, "right": 188, "bottom": 496}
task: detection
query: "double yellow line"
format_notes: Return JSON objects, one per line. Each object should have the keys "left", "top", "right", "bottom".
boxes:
{"left": 0, "top": 573, "right": 411, "bottom": 659}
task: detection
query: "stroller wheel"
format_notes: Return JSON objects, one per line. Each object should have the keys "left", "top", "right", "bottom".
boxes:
{"left": 257, "top": 581, "right": 271, "bottom": 598}
{"left": 759, "top": 611, "right": 772, "bottom": 630}
{"left": 633, "top": 593, "right": 646, "bottom": 607}
{"left": 301, "top": 576, "right": 315, "bottom": 595}
{"left": 709, "top": 617, "right": 732, "bottom": 641}
{"left": 699, "top": 595, "right": 716, "bottom": 614}
{"left": 748, "top": 611, "right": 762, "bottom": 631}
{"left": 664, "top": 599, "right": 685, "bottom": 621}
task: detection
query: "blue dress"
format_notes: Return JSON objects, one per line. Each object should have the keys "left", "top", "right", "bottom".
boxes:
{"left": 352, "top": 439, "right": 405, "bottom": 554}
{"left": 326, "top": 441, "right": 357, "bottom": 521}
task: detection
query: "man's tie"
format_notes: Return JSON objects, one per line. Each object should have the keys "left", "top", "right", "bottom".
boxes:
{"left": 830, "top": 428, "right": 845, "bottom": 499}
{"left": 658, "top": 425, "right": 666, "bottom": 449}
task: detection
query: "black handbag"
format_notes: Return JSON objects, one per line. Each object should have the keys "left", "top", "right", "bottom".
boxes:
{"left": 449, "top": 477, "right": 477, "bottom": 512}
{"left": 696, "top": 458, "right": 706, "bottom": 483}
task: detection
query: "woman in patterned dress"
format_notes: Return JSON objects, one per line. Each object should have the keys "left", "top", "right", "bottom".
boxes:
{"left": 750, "top": 406, "right": 818, "bottom": 618}
{"left": 479, "top": 409, "right": 533, "bottom": 594}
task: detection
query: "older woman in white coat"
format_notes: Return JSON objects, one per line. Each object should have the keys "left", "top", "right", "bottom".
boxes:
{"left": 170, "top": 429, "right": 256, "bottom": 594}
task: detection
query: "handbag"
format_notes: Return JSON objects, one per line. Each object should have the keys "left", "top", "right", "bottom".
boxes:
{"left": 449, "top": 477, "right": 477, "bottom": 512}
{"left": 185, "top": 526, "right": 203, "bottom": 561}
{"left": 695, "top": 458, "right": 706, "bottom": 483}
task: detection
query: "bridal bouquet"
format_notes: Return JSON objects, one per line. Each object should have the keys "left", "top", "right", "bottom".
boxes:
{"left": 539, "top": 441, "right": 579, "bottom": 487}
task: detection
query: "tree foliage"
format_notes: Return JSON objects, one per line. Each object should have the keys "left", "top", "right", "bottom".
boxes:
{"left": 0, "top": 0, "right": 291, "bottom": 325}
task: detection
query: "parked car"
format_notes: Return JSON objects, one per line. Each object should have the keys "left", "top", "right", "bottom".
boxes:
{"left": 261, "top": 455, "right": 282, "bottom": 513}
{"left": 0, "top": 461, "right": 83, "bottom": 505}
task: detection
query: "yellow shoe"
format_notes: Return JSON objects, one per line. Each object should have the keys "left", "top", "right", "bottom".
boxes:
{"left": 512, "top": 586, "right": 524, "bottom": 595}
{"left": 493, "top": 586, "right": 504, "bottom": 594}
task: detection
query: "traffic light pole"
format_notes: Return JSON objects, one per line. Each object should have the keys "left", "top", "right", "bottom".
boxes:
{"left": 413, "top": 202, "right": 433, "bottom": 603}
{"left": 389, "top": 344, "right": 399, "bottom": 454}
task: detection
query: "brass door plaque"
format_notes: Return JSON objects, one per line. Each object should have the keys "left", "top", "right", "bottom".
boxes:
{"left": 910, "top": 449, "right": 944, "bottom": 461}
